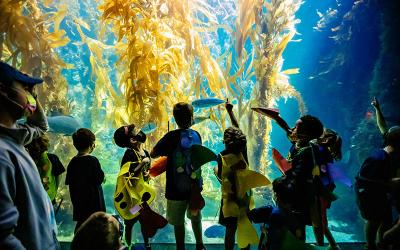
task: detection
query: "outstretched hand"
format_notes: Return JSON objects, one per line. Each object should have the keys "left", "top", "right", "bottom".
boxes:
{"left": 225, "top": 99, "right": 233, "bottom": 113}
{"left": 371, "top": 96, "right": 380, "bottom": 109}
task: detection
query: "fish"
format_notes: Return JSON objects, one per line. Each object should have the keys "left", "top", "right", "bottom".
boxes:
{"left": 191, "top": 98, "right": 225, "bottom": 109}
{"left": 47, "top": 115, "right": 81, "bottom": 135}
{"left": 141, "top": 122, "right": 157, "bottom": 134}
{"left": 204, "top": 225, "right": 225, "bottom": 238}
{"left": 193, "top": 116, "right": 211, "bottom": 125}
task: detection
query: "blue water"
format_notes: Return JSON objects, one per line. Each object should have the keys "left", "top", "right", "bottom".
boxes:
{"left": 44, "top": 0, "right": 390, "bottom": 244}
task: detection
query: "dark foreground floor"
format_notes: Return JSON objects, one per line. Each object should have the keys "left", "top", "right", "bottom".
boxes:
{"left": 60, "top": 242, "right": 365, "bottom": 250}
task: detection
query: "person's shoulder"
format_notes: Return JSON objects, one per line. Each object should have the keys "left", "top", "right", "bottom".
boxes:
{"left": 87, "top": 155, "right": 100, "bottom": 163}
{"left": 189, "top": 128, "right": 201, "bottom": 136}
{"left": 360, "top": 149, "right": 387, "bottom": 171}
{"left": 157, "top": 130, "right": 178, "bottom": 141}
{"left": 67, "top": 156, "right": 78, "bottom": 165}
{"left": 369, "top": 149, "right": 388, "bottom": 161}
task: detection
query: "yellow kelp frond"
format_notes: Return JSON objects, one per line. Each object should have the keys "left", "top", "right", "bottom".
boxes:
{"left": 99, "top": 0, "right": 228, "bottom": 141}
{"left": 234, "top": 0, "right": 260, "bottom": 59}
{"left": 221, "top": 0, "right": 304, "bottom": 173}
{"left": 0, "top": 0, "right": 70, "bottom": 113}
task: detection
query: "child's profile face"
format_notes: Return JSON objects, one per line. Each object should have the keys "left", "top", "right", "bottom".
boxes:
{"left": 288, "top": 119, "right": 302, "bottom": 141}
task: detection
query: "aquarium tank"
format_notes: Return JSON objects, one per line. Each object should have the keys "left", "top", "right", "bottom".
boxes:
{"left": 1, "top": 0, "right": 399, "bottom": 245}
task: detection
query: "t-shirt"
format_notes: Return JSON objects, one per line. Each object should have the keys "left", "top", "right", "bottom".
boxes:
{"left": 65, "top": 155, "right": 106, "bottom": 221}
{"left": 356, "top": 149, "right": 392, "bottom": 196}
{"left": 152, "top": 128, "right": 202, "bottom": 200}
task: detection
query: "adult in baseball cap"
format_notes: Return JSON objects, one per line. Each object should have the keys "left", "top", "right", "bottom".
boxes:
{"left": 0, "top": 62, "right": 59, "bottom": 249}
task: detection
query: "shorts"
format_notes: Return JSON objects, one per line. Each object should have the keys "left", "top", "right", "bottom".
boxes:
{"left": 166, "top": 199, "right": 202, "bottom": 226}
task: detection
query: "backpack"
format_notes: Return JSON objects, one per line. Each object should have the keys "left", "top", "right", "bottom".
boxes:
{"left": 171, "top": 129, "right": 202, "bottom": 194}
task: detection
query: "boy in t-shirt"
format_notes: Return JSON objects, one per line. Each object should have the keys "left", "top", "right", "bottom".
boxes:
{"left": 150, "top": 102, "right": 205, "bottom": 250}
{"left": 66, "top": 128, "right": 106, "bottom": 232}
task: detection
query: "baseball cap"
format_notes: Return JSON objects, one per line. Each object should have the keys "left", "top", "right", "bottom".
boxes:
{"left": 0, "top": 61, "right": 43, "bottom": 86}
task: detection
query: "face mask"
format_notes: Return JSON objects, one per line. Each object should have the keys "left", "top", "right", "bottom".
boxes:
{"left": 25, "top": 93, "right": 37, "bottom": 114}
{"left": 2, "top": 86, "right": 37, "bottom": 117}
{"left": 134, "top": 130, "right": 147, "bottom": 143}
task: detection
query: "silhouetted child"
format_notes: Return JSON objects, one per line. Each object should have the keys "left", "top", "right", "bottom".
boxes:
{"left": 26, "top": 134, "right": 65, "bottom": 204}
{"left": 214, "top": 100, "right": 251, "bottom": 250}
{"left": 66, "top": 128, "right": 106, "bottom": 232}
{"left": 355, "top": 126, "right": 400, "bottom": 250}
{"left": 113, "top": 124, "right": 152, "bottom": 250}
{"left": 71, "top": 211, "right": 126, "bottom": 250}
{"left": 286, "top": 115, "right": 339, "bottom": 249}
{"left": 150, "top": 102, "right": 206, "bottom": 250}
{"left": 248, "top": 176, "right": 305, "bottom": 250}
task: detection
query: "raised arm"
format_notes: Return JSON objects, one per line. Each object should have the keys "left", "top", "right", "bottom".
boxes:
{"left": 371, "top": 97, "right": 388, "bottom": 135}
{"left": 226, "top": 99, "right": 239, "bottom": 128}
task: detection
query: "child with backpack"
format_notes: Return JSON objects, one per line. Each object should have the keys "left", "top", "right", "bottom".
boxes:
{"left": 286, "top": 116, "right": 340, "bottom": 250}
{"left": 150, "top": 102, "right": 206, "bottom": 250}
{"left": 66, "top": 128, "right": 106, "bottom": 232}
{"left": 113, "top": 124, "right": 167, "bottom": 250}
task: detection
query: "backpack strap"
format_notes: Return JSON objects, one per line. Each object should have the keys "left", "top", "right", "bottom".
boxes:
{"left": 308, "top": 142, "right": 320, "bottom": 177}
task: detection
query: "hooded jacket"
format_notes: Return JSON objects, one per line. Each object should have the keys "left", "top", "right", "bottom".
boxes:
{"left": 0, "top": 107, "right": 59, "bottom": 250}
